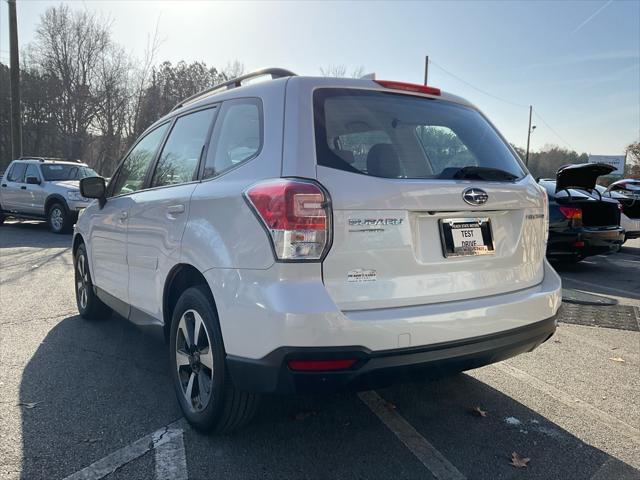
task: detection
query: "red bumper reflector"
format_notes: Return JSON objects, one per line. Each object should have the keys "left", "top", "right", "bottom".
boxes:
{"left": 573, "top": 241, "right": 585, "bottom": 247}
{"left": 287, "top": 359, "right": 357, "bottom": 371}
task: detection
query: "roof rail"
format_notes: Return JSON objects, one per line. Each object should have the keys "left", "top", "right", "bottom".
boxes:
{"left": 18, "top": 156, "right": 81, "bottom": 163}
{"left": 171, "top": 67, "right": 297, "bottom": 112}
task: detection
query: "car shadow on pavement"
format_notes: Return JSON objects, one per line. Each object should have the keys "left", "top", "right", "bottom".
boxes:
{"left": 0, "top": 221, "right": 72, "bottom": 249}
{"left": 19, "top": 314, "right": 640, "bottom": 480}
{"left": 18, "top": 313, "right": 179, "bottom": 480}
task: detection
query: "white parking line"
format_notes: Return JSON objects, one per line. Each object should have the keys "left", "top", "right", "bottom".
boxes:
{"left": 63, "top": 419, "right": 187, "bottom": 480}
{"left": 153, "top": 426, "right": 188, "bottom": 480}
{"left": 359, "top": 390, "right": 466, "bottom": 480}
{"left": 495, "top": 363, "right": 640, "bottom": 444}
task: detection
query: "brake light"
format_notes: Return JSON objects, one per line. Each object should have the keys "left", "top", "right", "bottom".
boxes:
{"left": 287, "top": 359, "right": 356, "bottom": 371}
{"left": 245, "top": 178, "right": 331, "bottom": 261}
{"left": 559, "top": 206, "right": 582, "bottom": 220}
{"left": 375, "top": 80, "right": 441, "bottom": 96}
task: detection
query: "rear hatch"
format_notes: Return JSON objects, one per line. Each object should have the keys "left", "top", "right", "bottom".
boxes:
{"left": 314, "top": 86, "right": 547, "bottom": 311}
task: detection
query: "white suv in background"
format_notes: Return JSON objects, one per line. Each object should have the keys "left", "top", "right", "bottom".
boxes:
{"left": 73, "top": 68, "right": 562, "bottom": 433}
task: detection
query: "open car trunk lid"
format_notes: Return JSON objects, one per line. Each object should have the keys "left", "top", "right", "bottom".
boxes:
{"left": 555, "top": 163, "right": 615, "bottom": 192}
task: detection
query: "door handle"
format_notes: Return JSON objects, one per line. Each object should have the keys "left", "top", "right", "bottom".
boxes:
{"left": 20, "top": 186, "right": 27, "bottom": 190}
{"left": 1, "top": 184, "right": 6, "bottom": 187}
{"left": 167, "top": 204, "right": 185, "bottom": 215}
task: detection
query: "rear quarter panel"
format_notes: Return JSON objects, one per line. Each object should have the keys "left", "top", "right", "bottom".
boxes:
{"left": 181, "top": 83, "right": 287, "bottom": 273}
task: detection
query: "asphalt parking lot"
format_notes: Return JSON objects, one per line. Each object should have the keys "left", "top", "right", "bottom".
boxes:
{"left": 1, "top": 220, "right": 639, "bottom": 480}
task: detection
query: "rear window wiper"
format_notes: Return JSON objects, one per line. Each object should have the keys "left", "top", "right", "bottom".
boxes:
{"left": 450, "top": 166, "right": 519, "bottom": 181}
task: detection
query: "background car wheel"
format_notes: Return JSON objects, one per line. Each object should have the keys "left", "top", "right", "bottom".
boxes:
{"left": 48, "top": 202, "right": 72, "bottom": 233}
{"left": 74, "top": 243, "right": 112, "bottom": 320}
{"left": 0, "top": 212, "right": 4, "bottom": 225}
{"left": 170, "top": 285, "right": 259, "bottom": 434}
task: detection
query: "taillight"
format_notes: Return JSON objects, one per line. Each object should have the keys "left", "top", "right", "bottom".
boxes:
{"left": 245, "top": 178, "right": 331, "bottom": 261}
{"left": 559, "top": 206, "right": 582, "bottom": 220}
{"left": 559, "top": 206, "right": 583, "bottom": 228}
{"left": 374, "top": 80, "right": 441, "bottom": 96}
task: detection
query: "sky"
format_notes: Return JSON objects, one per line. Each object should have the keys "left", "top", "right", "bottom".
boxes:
{"left": 1, "top": 0, "right": 639, "bottom": 155}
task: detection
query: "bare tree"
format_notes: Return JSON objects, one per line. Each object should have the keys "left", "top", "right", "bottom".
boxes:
{"left": 93, "top": 44, "right": 131, "bottom": 174}
{"left": 127, "top": 21, "right": 163, "bottom": 139}
{"left": 30, "top": 5, "right": 112, "bottom": 158}
{"left": 319, "top": 64, "right": 366, "bottom": 78}
{"left": 222, "top": 60, "right": 245, "bottom": 80}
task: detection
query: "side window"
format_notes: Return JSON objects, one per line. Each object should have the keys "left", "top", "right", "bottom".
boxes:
{"left": 7, "top": 163, "right": 26, "bottom": 183}
{"left": 203, "top": 99, "right": 262, "bottom": 179}
{"left": 110, "top": 123, "right": 169, "bottom": 197}
{"left": 25, "top": 164, "right": 41, "bottom": 181}
{"left": 151, "top": 108, "right": 215, "bottom": 188}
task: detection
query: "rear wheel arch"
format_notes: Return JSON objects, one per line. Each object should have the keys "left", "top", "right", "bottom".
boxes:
{"left": 163, "top": 264, "right": 216, "bottom": 342}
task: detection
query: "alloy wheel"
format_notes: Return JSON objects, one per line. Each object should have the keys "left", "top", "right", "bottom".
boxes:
{"left": 175, "top": 309, "right": 214, "bottom": 413}
{"left": 76, "top": 254, "right": 89, "bottom": 309}
{"left": 51, "top": 207, "right": 64, "bottom": 231}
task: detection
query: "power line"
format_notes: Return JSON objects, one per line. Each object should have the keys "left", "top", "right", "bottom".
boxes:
{"left": 532, "top": 109, "right": 575, "bottom": 150}
{"left": 429, "top": 59, "right": 529, "bottom": 109}
{"left": 429, "top": 58, "right": 576, "bottom": 151}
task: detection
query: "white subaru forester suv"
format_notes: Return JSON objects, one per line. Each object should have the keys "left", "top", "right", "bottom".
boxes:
{"left": 73, "top": 68, "right": 561, "bottom": 433}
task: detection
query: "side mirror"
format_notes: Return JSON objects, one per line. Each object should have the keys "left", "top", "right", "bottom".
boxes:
{"left": 80, "top": 176, "right": 106, "bottom": 207}
{"left": 26, "top": 176, "right": 41, "bottom": 185}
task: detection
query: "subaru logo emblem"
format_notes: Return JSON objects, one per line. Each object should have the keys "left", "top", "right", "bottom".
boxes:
{"left": 462, "top": 188, "right": 488, "bottom": 206}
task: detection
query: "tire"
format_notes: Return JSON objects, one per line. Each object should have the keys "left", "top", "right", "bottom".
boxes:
{"left": 74, "top": 243, "right": 112, "bottom": 320}
{"left": 48, "top": 201, "right": 72, "bottom": 234}
{"left": 0, "top": 212, "right": 4, "bottom": 225}
{"left": 170, "top": 285, "right": 259, "bottom": 434}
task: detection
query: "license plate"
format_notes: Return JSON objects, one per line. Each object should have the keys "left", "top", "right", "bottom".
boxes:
{"left": 439, "top": 217, "right": 494, "bottom": 257}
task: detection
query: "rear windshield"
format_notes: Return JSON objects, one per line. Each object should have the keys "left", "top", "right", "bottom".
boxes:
{"left": 41, "top": 164, "right": 98, "bottom": 181}
{"left": 314, "top": 88, "right": 525, "bottom": 181}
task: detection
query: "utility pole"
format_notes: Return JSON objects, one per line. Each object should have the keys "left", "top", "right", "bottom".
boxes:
{"left": 525, "top": 105, "right": 533, "bottom": 166}
{"left": 8, "top": 0, "right": 22, "bottom": 160}
{"left": 424, "top": 56, "right": 429, "bottom": 85}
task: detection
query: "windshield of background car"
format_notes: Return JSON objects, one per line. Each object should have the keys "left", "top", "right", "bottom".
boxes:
{"left": 314, "top": 88, "right": 525, "bottom": 180}
{"left": 41, "top": 164, "right": 98, "bottom": 181}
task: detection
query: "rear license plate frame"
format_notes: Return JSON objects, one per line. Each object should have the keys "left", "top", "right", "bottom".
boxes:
{"left": 439, "top": 217, "right": 495, "bottom": 258}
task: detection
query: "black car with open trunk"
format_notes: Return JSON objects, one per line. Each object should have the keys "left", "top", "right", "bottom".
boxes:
{"left": 539, "top": 163, "right": 625, "bottom": 263}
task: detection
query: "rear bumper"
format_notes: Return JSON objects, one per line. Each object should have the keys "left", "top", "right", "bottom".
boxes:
{"left": 547, "top": 226, "right": 624, "bottom": 257}
{"left": 621, "top": 215, "right": 640, "bottom": 240}
{"left": 227, "top": 315, "right": 557, "bottom": 394}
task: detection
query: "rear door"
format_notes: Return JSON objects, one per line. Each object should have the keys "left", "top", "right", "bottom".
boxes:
{"left": 311, "top": 86, "right": 547, "bottom": 311}
{"left": 127, "top": 107, "right": 216, "bottom": 321}
{"left": 1, "top": 162, "right": 27, "bottom": 212}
